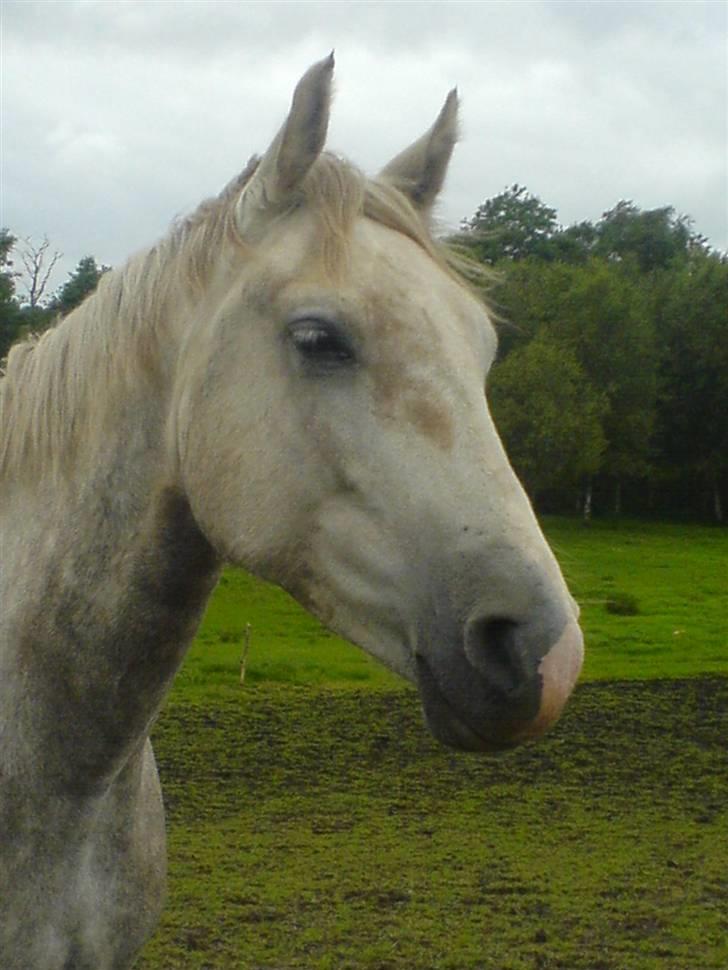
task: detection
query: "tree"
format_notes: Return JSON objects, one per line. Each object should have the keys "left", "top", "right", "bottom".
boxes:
{"left": 51, "top": 256, "right": 110, "bottom": 317}
{"left": 0, "top": 229, "right": 20, "bottom": 360}
{"left": 458, "top": 188, "right": 724, "bottom": 519}
{"left": 548, "top": 220, "right": 598, "bottom": 264}
{"left": 17, "top": 235, "right": 62, "bottom": 309}
{"left": 492, "top": 257, "right": 657, "bottom": 516}
{"left": 594, "top": 201, "right": 696, "bottom": 274}
{"left": 655, "top": 250, "right": 728, "bottom": 521}
{"left": 460, "top": 184, "right": 559, "bottom": 263}
{"left": 459, "top": 186, "right": 601, "bottom": 266}
{"left": 489, "top": 331, "right": 607, "bottom": 504}
{"left": 555, "top": 260, "right": 657, "bottom": 510}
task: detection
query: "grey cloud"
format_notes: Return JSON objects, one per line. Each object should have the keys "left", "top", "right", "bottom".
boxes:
{"left": 2, "top": 0, "right": 725, "bottom": 292}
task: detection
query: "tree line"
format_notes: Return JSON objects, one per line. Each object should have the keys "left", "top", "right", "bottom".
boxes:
{"left": 455, "top": 186, "right": 727, "bottom": 523}
{"left": 2, "top": 188, "right": 726, "bottom": 523}
{"left": 0, "top": 231, "right": 108, "bottom": 361}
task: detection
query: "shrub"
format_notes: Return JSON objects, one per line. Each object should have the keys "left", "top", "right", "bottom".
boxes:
{"left": 605, "top": 592, "right": 640, "bottom": 616}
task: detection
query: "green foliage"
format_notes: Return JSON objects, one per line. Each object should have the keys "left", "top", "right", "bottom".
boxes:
{"left": 491, "top": 258, "right": 657, "bottom": 506}
{"left": 595, "top": 200, "right": 695, "bottom": 274}
{"left": 457, "top": 185, "right": 723, "bottom": 518}
{"left": 0, "top": 229, "right": 20, "bottom": 360}
{"left": 50, "top": 255, "right": 109, "bottom": 316}
{"left": 0, "top": 238, "right": 112, "bottom": 362}
{"left": 555, "top": 259, "right": 657, "bottom": 483}
{"left": 460, "top": 184, "right": 559, "bottom": 263}
{"left": 16, "top": 303, "right": 55, "bottom": 337}
{"left": 459, "top": 192, "right": 698, "bottom": 272}
{"left": 0, "top": 230, "right": 16, "bottom": 305}
{"left": 489, "top": 332, "right": 606, "bottom": 498}
{"left": 0, "top": 233, "right": 55, "bottom": 355}
{"left": 654, "top": 250, "right": 728, "bottom": 517}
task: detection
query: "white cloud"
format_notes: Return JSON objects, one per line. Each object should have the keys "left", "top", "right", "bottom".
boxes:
{"left": 1, "top": 0, "right": 725, "bottom": 291}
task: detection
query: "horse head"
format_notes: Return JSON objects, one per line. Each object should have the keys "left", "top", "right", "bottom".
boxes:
{"left": 174, "top": 55, "right": 583, "bottom": 752}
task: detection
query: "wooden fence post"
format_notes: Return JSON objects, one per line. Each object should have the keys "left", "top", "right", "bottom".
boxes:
{"left": 239, "top": 623, "right": 252, "bottom": 685}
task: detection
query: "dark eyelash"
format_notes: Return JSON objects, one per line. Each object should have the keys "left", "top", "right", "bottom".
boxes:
{"left": 288, "top": 318, "right": 356, "bottom": 367}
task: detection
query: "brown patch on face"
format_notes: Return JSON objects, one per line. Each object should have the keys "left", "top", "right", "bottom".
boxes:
{"left": 368, "top": 356, "right": 455, "bottom": 453}
{"left": 369, "top": 355, "right": 407, "bottom": 409}
{"left": 363, "top": 292, "right": 455, "bottom": 452}
{"left": 403, "top": 394, "right": 454, "bottom": 451}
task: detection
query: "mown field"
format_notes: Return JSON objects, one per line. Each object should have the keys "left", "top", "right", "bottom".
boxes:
{"left": 137, "top": 519, "right": 727, "bottom": 970}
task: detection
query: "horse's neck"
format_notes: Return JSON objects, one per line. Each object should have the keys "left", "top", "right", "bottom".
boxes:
{"left": 0, "top": 365, "right": 220, "bottom": 793}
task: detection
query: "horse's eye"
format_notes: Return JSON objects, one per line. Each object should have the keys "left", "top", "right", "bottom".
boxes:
{"left": 288, "top": 319, "right": 356, "bottom": 368}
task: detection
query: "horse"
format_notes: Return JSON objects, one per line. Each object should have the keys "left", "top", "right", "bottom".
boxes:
{"left": 0, "top": 56, "right": 583, "bottom": 969}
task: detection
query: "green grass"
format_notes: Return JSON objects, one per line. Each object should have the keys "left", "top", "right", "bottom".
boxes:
{"left": 174, "top": 517, "right": 727, "bottom": 702}
{"left": 544, "top": 518, "right": 727, "bottom": 681}
{"left": 176, "top": 568, "right": 399, "bottom": 702}
{"left": 139, "top": 679, "right": 728, "bottom": 969}
{"left": 135, "top": 518, "right": 727, "bottom": 969}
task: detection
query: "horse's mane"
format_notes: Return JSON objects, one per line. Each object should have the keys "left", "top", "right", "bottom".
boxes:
{"left": 0, "top": 152, "right": 480, "bottom": 483}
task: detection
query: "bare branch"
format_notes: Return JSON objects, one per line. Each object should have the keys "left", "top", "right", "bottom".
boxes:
{"left": 18, "top": 235, "right": 62, "bottom": 308}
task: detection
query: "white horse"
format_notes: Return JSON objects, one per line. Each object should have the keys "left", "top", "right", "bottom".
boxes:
{"left": 0, "top": 57, "right": 583, "bottom": 968}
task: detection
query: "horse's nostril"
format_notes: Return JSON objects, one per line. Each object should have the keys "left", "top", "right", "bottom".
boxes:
{"left": 465, "top": 616, "right": 528, "bottom": 695}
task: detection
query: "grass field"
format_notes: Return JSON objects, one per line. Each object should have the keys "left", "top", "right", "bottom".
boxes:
{"left": 137, "top": 518, "right": 727, "bottom": 969}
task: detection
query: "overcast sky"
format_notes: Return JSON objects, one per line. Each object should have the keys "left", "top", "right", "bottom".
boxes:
{"left": 2, "top": 0, "right": 726, "bottom": 294}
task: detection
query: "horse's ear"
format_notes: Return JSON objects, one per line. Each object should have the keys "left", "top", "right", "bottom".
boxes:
{"left": 235, "top": 54, "right": 334, "bottom": 235}
{"left": 380, "top": 89, "right": 459, "bottom": 213}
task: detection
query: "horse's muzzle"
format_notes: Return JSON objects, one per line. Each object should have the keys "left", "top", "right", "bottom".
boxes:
{"left": 415, "top": 618, "right": 584, "bottom": 753}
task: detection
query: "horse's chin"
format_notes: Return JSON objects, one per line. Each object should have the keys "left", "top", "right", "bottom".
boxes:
{"left": 414, "top": 654, "right": 536, "bottom": 754}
